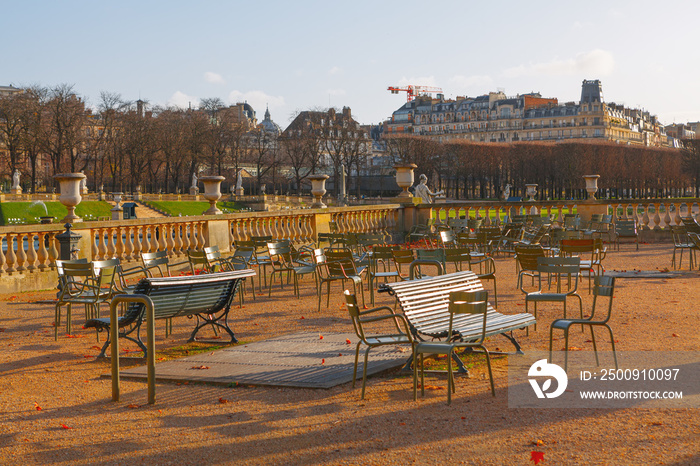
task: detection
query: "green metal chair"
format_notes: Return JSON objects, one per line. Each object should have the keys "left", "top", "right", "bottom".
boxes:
{"left": 344, "top": 290, "right": 415, "bottom": 400}
{"left": 315, "top": 248, "right": 366, "bottom": 311}
{"left": 55, "top": 261, "right": 117, "bottom": 339}
{"left": 670, "top": 226, "right": 695, "bottom": 270}
{"left": 266, "top": 241, "right": 317, "bottom": 297}
{"left": 524, "top": 256, "right": 583, "bottom": 334}
{"left": 614, "top": 219, "right": 638, "bottom": 250}
{"left": 413, "top": 290, "right": 495, "bottom": 404}
{"left": 367, "top": 245, "right": 401, "bottom": 304}
{"left": 391, "top": 249, "right": 415, "bottom": 280}
{"left": 549, "top": 276, "right": 617, "bottom": 371}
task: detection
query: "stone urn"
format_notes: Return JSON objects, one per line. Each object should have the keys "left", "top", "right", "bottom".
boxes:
{"left": 308, "top": 174, "right": 329, "bottom": 208}
{"left": 200, "top": 175, "right": 225, "bottom": 215}
{"left": 525, "top": 184, "right": 538, "bottom": 202}
{"left": 583, "top": 175, "right": 600, "bottom": 201}
{"left": 55, "top": 173, "right": 85, "bottom": 223}
{"left": 394, "top": 163, "right": 418, "bottom": 198}
{"left": 111, "top": 192, "right": 124, "bottom": 220}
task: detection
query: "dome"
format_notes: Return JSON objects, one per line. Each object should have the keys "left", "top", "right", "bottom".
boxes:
{"left": 242, "top": 102, "right": 256, "bottom": 120}
{"left": 259, "top": 105, "right": 282, "bottom": 136}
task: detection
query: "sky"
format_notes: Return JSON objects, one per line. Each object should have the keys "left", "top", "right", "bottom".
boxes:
{"left": 3, "top": 0, "right": 699, "bottom": 128}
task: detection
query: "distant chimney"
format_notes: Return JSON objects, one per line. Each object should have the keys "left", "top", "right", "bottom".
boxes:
{"left": 342, "top": 106, "right": 351, "bottom": 119}
{"left": 136, "top": 99, "right": 144, "bottom": 117}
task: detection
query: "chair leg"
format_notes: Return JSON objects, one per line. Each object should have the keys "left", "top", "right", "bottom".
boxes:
{"left": 605, "top": 324, "right": 618, "bottom": 370}
{"left": 590, "top": 325, "right": 599, "bottom": 366}
{"left": 352, "top": 343, "right": 361, "bottom": 388}
{"left": 493, "top": 277, "right": 498, "bottom": 308}
{"left": 447, "top": 350, "right": 453, "bottom": 405}
{"left": 564, "top": 327, "right": 570, "bottom": 372}
{"left": 480, "top": 346, "right": 495, "bottom": 397}
{"left": 361, "top": 346, "right": 371, "bottom": 400}
{"left": 412, "top": 350, "right": 418, "bottom": 401}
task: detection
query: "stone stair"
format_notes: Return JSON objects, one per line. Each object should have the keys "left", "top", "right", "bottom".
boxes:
{"left": 104, "top": 201, "right": 167, "bottom": 219}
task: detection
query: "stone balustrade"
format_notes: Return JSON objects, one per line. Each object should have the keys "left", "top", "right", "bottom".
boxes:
{"left": 0, "top": 204, "right": 401, "bottom": 293}
{"left": 426, "top": 199, "right": 700, "bottom": 229}
{"left": 0, "top": 199, "right": 697, "bottom": 294}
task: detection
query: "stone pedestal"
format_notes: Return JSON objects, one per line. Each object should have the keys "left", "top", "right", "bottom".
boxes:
{"left": 236, "top": 187, "right": 244, "bottom": 196}
{"left": 190, "top": 186, "right": 199, "bottom": 195}
{"left": 111, "top": 192, "right": 123, "bottom": 220}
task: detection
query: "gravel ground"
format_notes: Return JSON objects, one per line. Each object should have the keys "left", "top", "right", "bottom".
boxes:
{"left": 0, "top": 243, "right": 698, "bottom": 465}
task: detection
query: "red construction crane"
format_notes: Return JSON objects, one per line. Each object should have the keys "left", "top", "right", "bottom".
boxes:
{"left": 388, "top": 85, "right": 443, "bottom": 102}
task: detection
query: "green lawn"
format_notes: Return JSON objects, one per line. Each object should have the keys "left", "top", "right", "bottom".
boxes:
{"left": 435, "top": 206, "right": 577, "bottom": 222}
{"left": 0, "top": 201, "right": 113, "bottom": 225}
{"left": 145, "top": 200, "right": 244, "bottom": 217}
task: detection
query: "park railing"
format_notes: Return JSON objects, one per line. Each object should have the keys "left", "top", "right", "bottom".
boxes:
{"left": 0, "top": 199, "right": 697, "bottom": 293}
{"left": 0, "top": 204, "right": 401, "bottom": 292}
{"left": 426, "top": 198, "right": 700, "bottom": 228}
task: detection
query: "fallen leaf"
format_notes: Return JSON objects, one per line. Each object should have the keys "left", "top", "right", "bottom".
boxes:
{"left": 190, "top": 365, "right": 210, "bottom": 370}
{"left": 300, "top": 316, "right": 305, "bottom": 319}
{"left": 648, "top": 421, "right": 663, "bottom": 426}
{"left": 34, "top": 402, "right": 42, "bottom": 411}
{"left": 346, "top": 339, "right": 352, "bottom": 344}
{"left": 530, "top": 439, "right": 545, "bottom": 446}
{"left": 672, "top": 333, "right": 680, "bottom": 337}
{"left": 319, "top": 335, "right": 324, "bottom": 340}
{"left": 219, "top": 398, "right": 229, "bottom": 404}
{"left": 60, "top": 424, "right": 72, "bottom": 430}
{"left": 127, "top": 404, "right": 140, "bottom": 409}
{"left": 531, "top": 451, "right": 544, "bottom": 464}
{"left": 321, "top": 359, "right": 325, "bottom": 365}
{"left": 90, "top": 346, "right": 101, "bottom": 350}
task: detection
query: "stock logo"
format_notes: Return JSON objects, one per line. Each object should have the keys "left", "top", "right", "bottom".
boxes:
{"left": 528, "top": 359, "right": 568, "bottom": 399}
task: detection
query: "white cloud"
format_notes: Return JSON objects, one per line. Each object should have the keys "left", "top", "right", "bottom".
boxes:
{"left": 328, "top": 66, "right": 342, "bottom": 75}
{"left": 448, "top": 74, "right": 494, "bottom": 91}
{"left": 168, "top": 91, "right": 199, "bottom": 109}
{"left": 502, "top": 49, "right": 615, "bottom": 78}
{"left": 327, "top": 89, "right": 346, "bottom": 96}
{"left": 204, "top": 72, "right": 225, "bottom": 84}
{"left": 228, "top": 90, "right": 285, "bottom": 115}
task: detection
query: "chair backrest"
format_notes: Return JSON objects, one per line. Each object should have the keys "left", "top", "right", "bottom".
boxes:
{"left": 372, "top": 245, "right": 399, "bottom": 261}
{"left": 670, "top": 225, "right": 689, "bottom": 245}
{"left": 447, "top": 290, "right": 488, "bottom": 339}
{"left": 439, "top": 230, "right": 456, "bottom": 248}
{"left": 515, "top": 245, "right": 545, "bottom": 273}
{"left": 561, "top": 239, "right": 595, "bottom": 255}
{"left": 680, "top": 217, "right": 700, "bottom": 235}
{"left": 392, "top": 249, "right": 415, "bottom": 265}
{"left": 467, "top": 218, "right": 483, "bottom": 231}
{"left": 229, "top": 245, "right": 255, "bottom": 270}
{"left": 325, "top": 248, "right": 358, "bottom": 277}
{"left": 445, "top": 247, "right": 471, "bottom": 266}
{"left": 92, "top": 259, "right": 118, "bottom": 289}
{"left": 687, "top": 232, "right": 700, "bottom": 249}
{"left": 591, "top": 275, "right": 615, "bottom": 322}
{"left": 141, "top": 251, "right": 169, "bottom": 271}
{"left": 187, "top": 250, "right": 210, "bottom": 274}
{"left": 537, "top": 256, "right": 580, "bottom": 275}
{"left": 267, "top": 241, "right": 293, "bottom": 265}
{"left": 616, "top": 219, "right": 637, "bottom": 236}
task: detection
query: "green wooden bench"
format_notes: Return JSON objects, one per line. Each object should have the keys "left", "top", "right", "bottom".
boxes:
{"left": 378, "top": 270, "right": 535, "bottom": 353}
{"left": 85, "top": 269, "right": 255, "bottom": 358}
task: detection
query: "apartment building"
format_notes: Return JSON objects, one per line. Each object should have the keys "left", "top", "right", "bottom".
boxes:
{"left": 385, "top": 80, "right": 671, "bottom": 147}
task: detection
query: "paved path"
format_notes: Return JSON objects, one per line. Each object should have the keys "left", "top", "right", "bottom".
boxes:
{"left": 116, "top": 332, "right": 409, "bottom": 389}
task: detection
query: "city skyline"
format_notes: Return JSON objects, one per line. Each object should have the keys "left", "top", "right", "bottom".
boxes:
{"left": 4, "top": 0, "right": 699, "bottom": 127}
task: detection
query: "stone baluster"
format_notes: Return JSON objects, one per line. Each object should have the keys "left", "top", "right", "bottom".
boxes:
{"left": 228, "top": 220, "right": 236, "bottom": 246}
{"left": 5, "top": 234, "right": 17, "bottom": 274}
{"left": 165, "top": 224, "right": 175, "bottom": 256}
{"left": 37, "top": 232, "right": 48, "bottom": 271}
{"left": 115, "top": 226, "right": 125, "bottom": 260}
{"left": 124, "top": 226, "right": 134, "bottom": 261}
{"left": 172, "top": 224, "right": 183, "bottom": 256}
{"left": 158, "top": 224, "right": 167, "bottom": 252}
{"left": 106, "top": 227, "right": 116, "bottom": 259}
{"left": 48, "top": 233, "right": 59, "bottom": 268}
{"left": 673, "top": 203, "right": 684, "bottom": 226}
{"left": 97, "top": 227, "right": 108, "bottom": 260}
{"left": 131, "top": 226, "right": 142, "bottom": 259}
{"left": 141, "top": 225, "right": 151, "bottom": 255}
{"left": 26, "top": 234, "right": 37, "bottom": 272}
{"left": 0, "top": 234, "right": 6, "bottom": 274}
{"left": 14, "top": 233, "right": 27, "bottom": 272}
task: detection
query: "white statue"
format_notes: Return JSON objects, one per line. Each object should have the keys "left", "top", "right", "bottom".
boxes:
{"left": 191, "top": 171, "right": 198, "bottom": 189}
{"left": 236, "top": 170, "right": 243, "bottom": 191}
{"left": 413, "top": 174, "right": 444, "bottom": 204}
{"left": 11, "top": 169, "right": 20, "bottom": 189}
{"left": 504, "top": 184, "right": 512, "bottom": 200}
{"left": 260, "top": 184, "right": 266, "bottom": 195}
{"left": 79, "top": 170, "right": 87, "bottom": 193}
